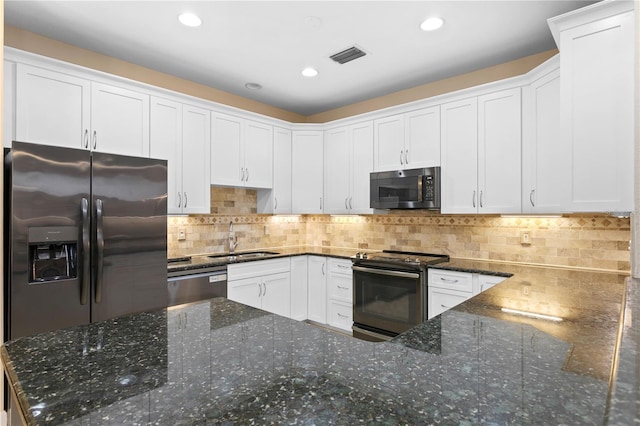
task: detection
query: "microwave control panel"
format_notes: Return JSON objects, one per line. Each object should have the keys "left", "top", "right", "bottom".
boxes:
{"left": 424, "top": 176, "right": 435, "bottom": 202}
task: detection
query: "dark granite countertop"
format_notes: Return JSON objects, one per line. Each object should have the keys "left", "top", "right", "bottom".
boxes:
{"left": 168, "top": 246, "right": 368, "bottom": 274}
{"left": 1, "top": 261, "right": 632, "bottom": 425}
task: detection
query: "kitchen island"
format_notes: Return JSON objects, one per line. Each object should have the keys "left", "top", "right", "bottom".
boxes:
{"left": 1, "top": 263, "right": 631, "bottom": 425}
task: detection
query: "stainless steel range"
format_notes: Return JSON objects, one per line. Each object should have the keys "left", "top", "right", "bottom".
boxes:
{"left": 352, "top": 250, "right": 449, "bottom": 342}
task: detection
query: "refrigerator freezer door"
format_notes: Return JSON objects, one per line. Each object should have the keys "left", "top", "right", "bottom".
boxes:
{"left": 90, "top": 152, "right": 168, "bottom": 322}
{"left": 8, "top": 142, "right": 91, "bottom": 339}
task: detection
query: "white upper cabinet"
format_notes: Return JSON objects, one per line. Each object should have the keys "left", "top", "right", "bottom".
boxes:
{"left": 15, "top": 63, "right": 150, "bottom": 157}
{"left": 548, "top": 1, "right": 635, "bottom": 212}
{"left": 373, "top": 106, "right": 440, "bottom": 172}
{"left": 150, "top": 97, "right": 211, "bottom": 215}
{"left": 522, "top": 59, "right": 567, "bottom": 213}
{"left": 211, "top": 112, "right": 273, "bottom": 189}
{"left": 442, "top": 87, "right": 521, "bottom": 214}
{"left": 292, "top": 130, "right": 324, "bottom": 214}
{"left": 324, "top": 121, "right": 374, "bottom": 214}
{"left": 258, "top": 126, "right": 292, "bottom": 214}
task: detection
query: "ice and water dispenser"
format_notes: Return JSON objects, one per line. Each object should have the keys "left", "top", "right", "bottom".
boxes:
{"left": 28, "top": 227, "right": 78, "bottom": 283}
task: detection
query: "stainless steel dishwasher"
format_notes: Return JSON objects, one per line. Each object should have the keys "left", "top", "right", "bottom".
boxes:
{"left": 167, "top": 264, "right": 227, "bottom": 307}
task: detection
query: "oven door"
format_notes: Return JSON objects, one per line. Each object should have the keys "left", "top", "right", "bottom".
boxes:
{"left": 352, "top": 265, "right": 425, "bottom": 339}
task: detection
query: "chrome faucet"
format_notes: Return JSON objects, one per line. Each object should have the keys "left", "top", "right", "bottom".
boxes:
{"left": 228, "top": 221, "right": 238, "bottom": 254}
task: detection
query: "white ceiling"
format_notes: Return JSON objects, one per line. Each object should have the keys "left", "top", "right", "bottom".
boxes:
{"left": 5, "top": 0, "right": 597, "bottom": 116}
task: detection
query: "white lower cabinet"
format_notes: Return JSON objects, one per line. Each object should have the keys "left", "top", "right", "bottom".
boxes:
{"left": 227, "top": 258, "right": 291, "bottom": 318}
{"left": 307, "top": 256, "right": 327, "bottom": 323}
{"left": 428, "top": 269, "right": 508, "bottom": 319}
{"left": 326, "top": 258, "right": 353, "bottom": 332}
{"left": 290, "top": 256, "right": 308, "bottom": 321}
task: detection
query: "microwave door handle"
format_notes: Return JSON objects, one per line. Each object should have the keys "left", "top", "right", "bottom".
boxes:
{"left": 80, "top": 198, "right": 90, "bottom": 305}
{"left": 418, "top": 176, "right": 423, "bottom": 202}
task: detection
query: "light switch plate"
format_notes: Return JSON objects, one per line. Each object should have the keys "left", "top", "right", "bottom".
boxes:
{"left": 178, "top": 228, "right": 186, "bottom": 241}
{"left": 520, "top": 230, "right": 531, "bottom": 245}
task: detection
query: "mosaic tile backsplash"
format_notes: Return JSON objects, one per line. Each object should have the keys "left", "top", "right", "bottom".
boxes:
{"left": 168, "top": 188, "right": 631, "bottom": 272}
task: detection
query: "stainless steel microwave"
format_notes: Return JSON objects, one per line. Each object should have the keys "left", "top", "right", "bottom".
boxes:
{"left": 370, "top": 167, "right": 441, "bottom": 210}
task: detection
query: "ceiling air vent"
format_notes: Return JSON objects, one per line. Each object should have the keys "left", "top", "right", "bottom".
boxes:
{"left": 330, "top": 46, "right": 366, "bottom": 64}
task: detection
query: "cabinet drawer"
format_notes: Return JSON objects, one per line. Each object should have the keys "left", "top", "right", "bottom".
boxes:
{"left": 329, "top": 258, "right": 353, "bottom": 275}
{"left": 328, "top": 300, "right": 352, "bottom": 332}
{"left": 429, "top": 270, "right": 473, "bottom": 293}
{"left": 428, "top": 287, "right": 471, "bottom": 319}
{"left": 228, "top": 258, "right": 290, "bottom": 280}
{"left": 328, "top": 274, "right": 352, "bottom": 302}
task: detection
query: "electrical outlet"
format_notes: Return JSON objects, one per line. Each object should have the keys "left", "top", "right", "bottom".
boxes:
{"left": 520, "top": 230, "right": 531, "bottom": 245}
{"left": 178, "top": 228, "right": 186, "bottom": 241}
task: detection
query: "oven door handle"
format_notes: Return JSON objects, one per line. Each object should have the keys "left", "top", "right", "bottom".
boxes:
{"left": 352, "top": 266, "right": 420, "bottom": 279}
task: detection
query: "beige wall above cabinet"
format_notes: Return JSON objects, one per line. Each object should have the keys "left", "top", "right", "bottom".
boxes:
{"left": 373, "top": 106, "right": 440, "bottom": 172}
{"left": 441, "top": 87, "right": 522, "bottom": 214}
{"left": 324, "top": 121, "right": 374, "bottom": 214}
{"left": 150, "top": 96, "right": 211, "bottom": 215}
{"left": 211, "top": 112, "right": 273, "bottom": 189}
{"left": 291, "top": 130, "right": 324, "bottom": 214}
{"left": 548, "top": 1, "right": 635, "bottom": 213}
{"left": 14, "top": 63, "right": 150, "bottom": 156}
{"left": 257, "top": 126, "right": 292, "bottom": 214}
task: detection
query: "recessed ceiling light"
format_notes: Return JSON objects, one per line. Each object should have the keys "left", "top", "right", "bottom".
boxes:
{"left": 420, "top": 17, "right": 444, "bottom": 31}
{"left": 245, "top": 82, "right": 262, "bottom": 90}
{"left": 178, "top": 12, "right": 202, "bottom": 27}
{"left": 301, "top": 67, "right": 318, "bottom": 77}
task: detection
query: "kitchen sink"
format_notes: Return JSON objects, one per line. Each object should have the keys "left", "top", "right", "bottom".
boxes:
{"left": 207, "top": 251, "right": 279, "bottom": 261}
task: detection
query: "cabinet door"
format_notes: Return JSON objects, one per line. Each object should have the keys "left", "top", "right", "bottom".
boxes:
{"left": 477, "top": 88, "right": 521, "bottom": 214}
{"left": 150, "top": 97, "right": 182, "bottom": 214}
{"left": 292, "top": 131, "right": 324, "bottom": 214}
{"left": 90, "top": 82, "right": 150, "bottom": 157}
{"left": 181, "top": 104, "right": 211, "bottom": 214}
{"left": 273, "top": 127, "right": 292, "bottom": 213}
{"left": 373, "top": 114, "right": 404, "bottom": 171}
{"left": 243, "top": 120, "right": 273, "bottom": 188}
{"left": 261, "top": 272, "right": 291, "bottom": 318}
{"left": 307, "top": 256, "right": 327, "bottom": 323}
{"left": 441, "top": 97, "right": 478, "bottom": 214}
{"left": 16, "top": 63, "right": 90, "bottom": 149}
{"left": 559, "top": 10, "right": 634, "bottom": 212}
{"left": 522, "top": 65, "right": 566, "bottom": 213}
{"left": 327, "top": 300, "right": 353, "bottom": 332}
{"left": 211, "top": 112, "right": 242, "bottom": 186}
{"left": 428, "top": 287, "right": 470, "bottom": 319}
{"left": 227, "top": 277, "right": 262, "bottom": 310}
{"left": 405, "top": 106, "right": 440, "bottom": 168}
{"left": 324, "top": 126, "right": 350, "bottom": 214}
{"left": 350, "top": 121, "right": 374, "bottom": 213}
{"left": 290, "top": 256, "right": 308, "bottom": 321}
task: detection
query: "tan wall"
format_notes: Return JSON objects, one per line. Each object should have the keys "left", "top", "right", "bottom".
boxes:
{"left": 5, "top": 26, "right": 556, "bottom": 124}
{"left": 168, "top": 189, "right": 631, "bottom": 273}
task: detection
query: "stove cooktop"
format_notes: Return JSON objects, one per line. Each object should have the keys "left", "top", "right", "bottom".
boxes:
{"left": 353, "top": 250, "right": 449, "bottom": 268}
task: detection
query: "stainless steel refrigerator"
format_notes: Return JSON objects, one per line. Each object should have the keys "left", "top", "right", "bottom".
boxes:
{"left": 4, "top": 141, "right": 168, "bottom": 339}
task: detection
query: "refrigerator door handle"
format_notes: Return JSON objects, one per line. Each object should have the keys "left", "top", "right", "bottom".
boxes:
{"left": 95, "top": 198, "right": 105, "bottom": 304}
{"left": 81, "top": 198, "right": 90, "bottom": 305}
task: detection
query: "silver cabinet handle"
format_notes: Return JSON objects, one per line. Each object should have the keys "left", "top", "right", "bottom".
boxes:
{"left": 345, "top": 197, "right": 349, "bottom": 209}
{"left": 93, "top": 130, "right": 97, "bottom": 150}
{"left": 472, "top": 190, "right": 476, "bottom": 208}
{"left": 440, "top": 277, "right": 459, "bottom": 284}
{"left": 479, "top": 190, "right": 484, "bottom": 208}
{"left": 337, "top": 285, "right": 349, "bottom": 290}
{"left": 440, "top": 304, "right": 453, "bottom": 309}
{"left": 404, "top": 149, "right": 409, "bottom": 164}
{"left": 400, "top": 150, "right": 404, "bottom": 165}
{"left": 530, "top": 189, "right": 535, "bottom": 207}
{"left": 83, "top": 129, "right": 89, "bottom": 149}
{"left": 337, "top": 264, "right": 350, "bottom": 269}
{"left": 95, "top": 198, "right": 105, "bottom": 304}
{"left": 258, "top": 282, "right": 262, "bottom": 298}
{"left": 320, "top": 197, "right": 323, "bottom": 210}
{"left": 240, "top": 168, "right": 245, "bottom": 182}
{"left": 348, "top": 196, "right": 353, "bottom": 210}
{"left": 80, "top": 198, "right": 90, "bottom": 305}
{"left": 337, "top": 313, "right": 349, "bottom": 319}
{"left": 184, "top": 192, "right": 188, "bottom": 208}
{"left": 262, "top": 282, "right": 266, "bottom": 296}
{"left": 245, "top": 168, "right": 249, "bottom": 182}
{"left": 177, "top": 192, "right": 182, "bottom": 208}
{"left": 322, "top": 263, "right": 326, "bottom": 276}
{"left": 274, "top": 197, "right": 278, "bottom": 211}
